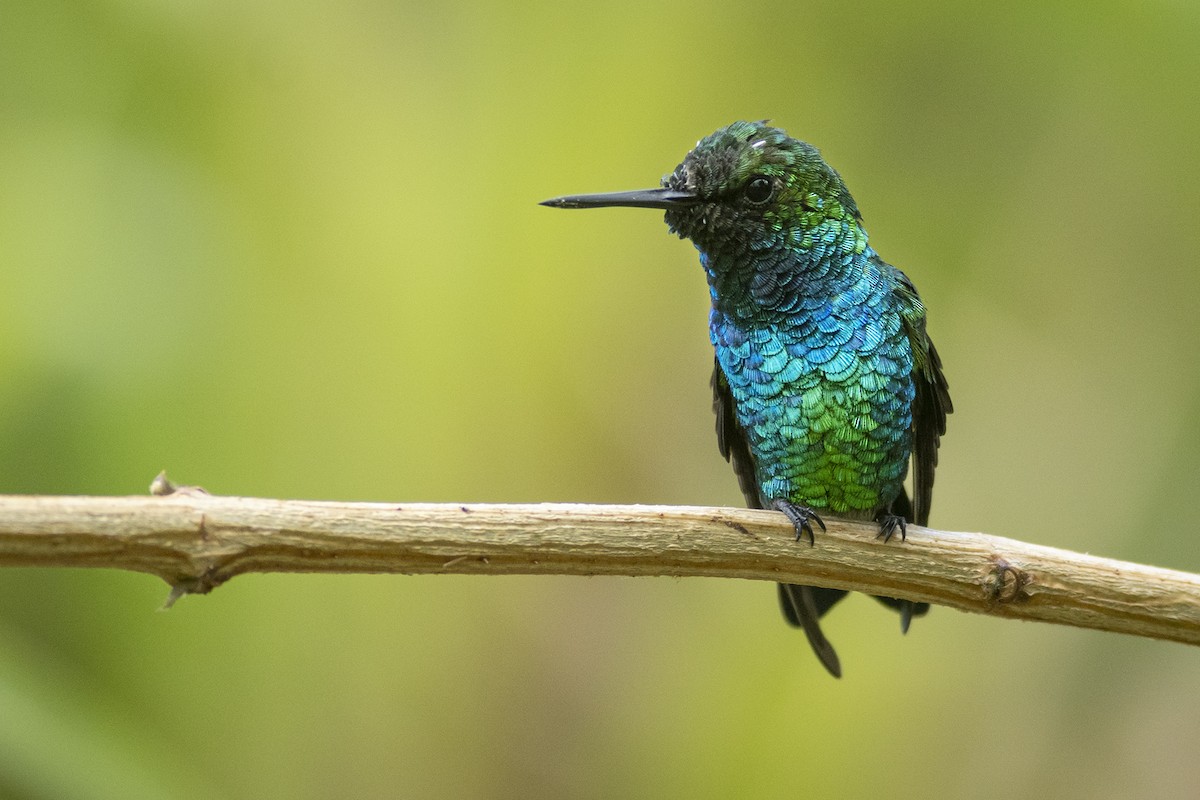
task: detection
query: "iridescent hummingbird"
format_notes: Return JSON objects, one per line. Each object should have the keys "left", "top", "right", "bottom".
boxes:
{"left": 542, "top": 121, "right": 951, "bottom": 676}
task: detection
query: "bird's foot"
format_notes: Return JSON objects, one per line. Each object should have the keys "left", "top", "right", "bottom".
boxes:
{"left": 876, "top": 512, "right": 907, "bottom": 544}
{"left": 771, "top": 498, "right": 826, "bottom": 546}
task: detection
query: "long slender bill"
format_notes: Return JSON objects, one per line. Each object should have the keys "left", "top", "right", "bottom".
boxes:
{"left": 540, "top": 188, "right": 698, "bottom": 210}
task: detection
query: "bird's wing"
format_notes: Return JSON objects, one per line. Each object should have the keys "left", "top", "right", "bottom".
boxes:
{"left": 891, "top": 268, "right": 952, "bottom": 527}
{"left": 711, "top": 358, "right": 763, "bottom": 510}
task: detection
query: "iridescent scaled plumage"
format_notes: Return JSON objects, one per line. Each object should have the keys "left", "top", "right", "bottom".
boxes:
{"left": 659, "top": 125, "right": 920, "bottom": 514}
{"left": 541, "top": 121, "right": 951, "bottom": 678}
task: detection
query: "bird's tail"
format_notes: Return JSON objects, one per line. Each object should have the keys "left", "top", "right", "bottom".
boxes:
{"left": 778, "top": 584, "right": 929, "bottom": 676}
{"left": 777, "top": 583, "right": 846, "bottom": 678}
{"left": 872, "top": 596, "right": 931, "bottom": 633}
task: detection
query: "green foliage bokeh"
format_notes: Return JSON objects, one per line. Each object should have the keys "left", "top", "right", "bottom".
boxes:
{"left": 2, "top": 1, "right": 1199, "bottom": 798}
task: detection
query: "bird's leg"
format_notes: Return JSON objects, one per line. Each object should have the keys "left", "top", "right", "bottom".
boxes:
{"left": 771, "top": 498, "right": 826, "bottom": 546}
{"left": 875, "top": 511, "right": 907, "bottom": 544}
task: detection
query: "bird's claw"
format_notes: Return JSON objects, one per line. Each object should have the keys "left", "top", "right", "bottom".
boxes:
{"left": 771, "top": 498, "right": 826, "bottom": 546}
{"left": 876, "top": 513, "right": 907, "bottom": 544}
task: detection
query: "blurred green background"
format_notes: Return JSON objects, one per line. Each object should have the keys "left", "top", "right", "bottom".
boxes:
{"left": 2, "top": 0, "right": 1199, "bottom": 797}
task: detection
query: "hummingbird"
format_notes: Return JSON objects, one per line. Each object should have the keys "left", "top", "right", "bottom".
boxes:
{"left": 541, "top": 121, "right": 950, "bottom": 677}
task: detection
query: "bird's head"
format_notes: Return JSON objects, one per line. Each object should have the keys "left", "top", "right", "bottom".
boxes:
{"left": 542, "top": 121, "right": 861, "bottom": 259}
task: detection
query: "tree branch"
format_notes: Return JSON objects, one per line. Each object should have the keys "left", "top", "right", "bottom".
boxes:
{"left": 0, "top": 486, "right": 1196, "bottom": 646}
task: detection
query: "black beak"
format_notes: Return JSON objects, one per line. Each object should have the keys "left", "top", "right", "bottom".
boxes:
{"left": 539, "top": 187, "right": 699, "bottom": 210}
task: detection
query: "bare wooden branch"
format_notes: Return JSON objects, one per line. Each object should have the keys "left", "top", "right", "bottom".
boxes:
{"left": 0, "top": 489, "right": 1197, "bottom": 646}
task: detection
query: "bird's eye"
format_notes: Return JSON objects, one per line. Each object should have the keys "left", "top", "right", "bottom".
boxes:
{"left": 745, "top": 175, "right": 773, "bottom": 204}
